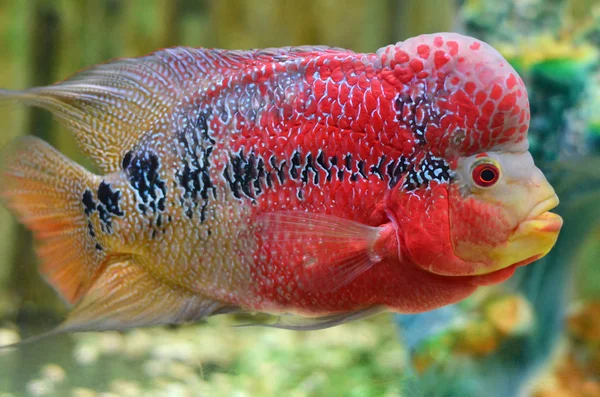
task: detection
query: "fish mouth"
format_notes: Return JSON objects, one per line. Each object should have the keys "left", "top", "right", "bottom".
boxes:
{"left": 526, "top": 194, "right": 560, "bottom": 220}
{"left": 511, "top": 194, "right": 563, "bottom": 240}
{"left": 470, "top": 194, "right": 562, "bottom": 279}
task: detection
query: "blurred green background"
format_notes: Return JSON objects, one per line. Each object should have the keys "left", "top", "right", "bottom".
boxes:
{"left": 0, "top": 1, "right": 598, "bottom": 396}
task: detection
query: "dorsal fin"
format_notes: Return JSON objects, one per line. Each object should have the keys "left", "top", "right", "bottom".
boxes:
{"left": 0, "top": 55, "right": 179, "bottom": 173}
{"left": 0, "top": 45, "right": 354, "bottom": 173}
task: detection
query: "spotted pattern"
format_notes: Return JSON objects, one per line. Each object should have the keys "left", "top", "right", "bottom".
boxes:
{"left": 404, "top": 155, "right": 452, "bottom": 190}
{"left": 222, "top": 147, "right": 426, "bottom": 202}
{"left": 82, "top": 189, "right": 101, "bottom": 250}
{"left": 80, "top": 182, "right": 125, "bottom": 249}
{"left": 121, "top": 148, "right": 169, "bottom": 240}
{"left": 175, "top": 109, "right": 217, "bottom": 221}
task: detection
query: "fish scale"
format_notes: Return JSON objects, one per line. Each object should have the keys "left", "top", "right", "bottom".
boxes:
{"left": 0, "top": 32, "right": 562, "bottom": 338}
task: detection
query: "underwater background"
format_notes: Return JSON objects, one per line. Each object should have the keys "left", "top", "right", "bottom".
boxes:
{"left": 0, "top": 0, "right": 598, "bottom": 396}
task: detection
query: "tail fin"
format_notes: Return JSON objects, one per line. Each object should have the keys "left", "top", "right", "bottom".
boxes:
{"left": 0, "top": 137, "right": 239, "bottom": 349}
{"left": 0, "top": 137, "right": 104, "bottom": 305}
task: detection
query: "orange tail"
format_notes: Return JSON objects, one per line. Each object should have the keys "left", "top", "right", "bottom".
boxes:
{"left": 0, "top": 137, "right": 238, "bottom": 346}
{"left": 0, "top": 137, "right": 104, "bottom": 305}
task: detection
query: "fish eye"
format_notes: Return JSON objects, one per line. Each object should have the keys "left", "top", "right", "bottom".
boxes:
{"left": 471, "top": 160, "right": 501, "bottom": 188}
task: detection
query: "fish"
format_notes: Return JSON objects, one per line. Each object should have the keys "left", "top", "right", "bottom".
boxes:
{"left": 0, "top": 32, "right": 563, "bottom": 340}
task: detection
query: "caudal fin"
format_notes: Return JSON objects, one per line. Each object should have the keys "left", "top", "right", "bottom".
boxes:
{"left": 0, "top": 137, "right": 240, "bottom": 347}
{"left": 0, "top": 137, "right": 104, "bottom": 305}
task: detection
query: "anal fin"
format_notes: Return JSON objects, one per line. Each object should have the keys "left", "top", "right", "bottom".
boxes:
{"left": 236, "top": 306, "right": 385, "bottom": 331}
{"left": 0, "top": 259, "right": 237, "bottom": 348}
{"left": 56, "top": 259, "right": 237, "bottom": 334}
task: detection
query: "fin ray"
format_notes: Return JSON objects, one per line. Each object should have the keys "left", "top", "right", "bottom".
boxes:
{"left": 257, "top": 211, "right": 387, "bottom": 291}
{"left": 0, "top": 46, "right": 357, "bottom": 173}
{"left": 0, "top": 137, "right": 104, "bottom": 304}
{"left": 57, "top": 260, "right": 237, "bottom": 333}
{"left": 0, "top": 260, "right": 237, "bottom": 348}
{"left": 0, "top": 54, "right": 182, "bottom": 172}
{"left": 237, "top": 306, "right": 385, "bottom": 331}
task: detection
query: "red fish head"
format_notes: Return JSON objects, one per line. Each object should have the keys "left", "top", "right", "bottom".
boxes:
{"left": 380, "top": 33, "right": 562, "bottom": 283}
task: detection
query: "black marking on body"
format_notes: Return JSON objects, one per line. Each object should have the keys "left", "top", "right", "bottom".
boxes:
{"left": 370, "top": 156, "right": 386, "bottom": 180}
{"left": 269, "top": 156, "right": 287, "bottom": 185}
{"left": 394, "top": 91, "right": 441, "bottom": 145}
{"left": 344, "top": 154, "right": 353, "bottom": 171}
{"left": 82, "top": 189, "right": 99, "bottom": 243}
{"left": 96, "top": 181, "right": 125, "bottom": 233}
{"left": 98, "top": 182, "right": 124, "bottom": 216}
{"left": 200, "top": 202, "right": 209, "bottom": 223}
{"left": 82, "top": 190, "right": 96, "bottom": 216}
{"left": 125, "top": 152, "right": 167, "bottom": 209}
{"left": 122, "top": 151, "right": 133, "bottom": 169}
{"left": 224, "top": 149, "right": 262, "bottom": 200}
{"left": 87, "top": 222, "right": 96, "bottom": 238}
{"left": 121, "top": 146, "right": 171, "bottom": 239}
{"left": 316, "top": 151, "right": 332, "bottom": 182}
{"left": 403, "top": 155, "right": 451, "bottom": 190}
{"left": 131, "top": 154, "right": 166, "bottom": 205}
{"left": 124, "top": 149, "right": 168, "bottom": 237}
{"left": 255, "top": 158, "right": 266, "bottom": 195}
{"left": 224, "top": 149, "right": 421, "bottom": 200}
{"left": 290, "top": 151, "right": 301, "bottom": 179}
{"left": 220, "top": 128, "right": 453, "bottom": 196}
{"left": 175, "top": 109, "right": 217, "bottom": 221}
{"left": 357, "top": 161, "right": 367, "bottom": 179}
{"left": 301, "top": 153, "right": 319, "bottom": 185}
{"left": 386, "top": 156, "right": 410, "bottom": 187}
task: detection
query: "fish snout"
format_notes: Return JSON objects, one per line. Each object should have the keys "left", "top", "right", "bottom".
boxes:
{"left": 486, "top": 193, "right": 562, "bottom": 272}
{"left": 512, "top": 194, "right": 563, "bottom": 238}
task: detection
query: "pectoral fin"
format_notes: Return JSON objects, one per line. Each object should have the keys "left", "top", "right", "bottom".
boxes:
{"left": 257, "top": 211, "right": 390, "bottom": 291}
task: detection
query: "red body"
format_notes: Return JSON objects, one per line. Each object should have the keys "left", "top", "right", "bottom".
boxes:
{"left": 1, "top": 33, "right": 544, "bottom": 336}
{"left": 156, "top": 34, "right": 530, "bottom": 314}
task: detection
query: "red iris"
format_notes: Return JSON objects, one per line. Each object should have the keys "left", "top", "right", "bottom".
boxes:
{"left": 472, "top": 162, "right": 500, "bottom": 187}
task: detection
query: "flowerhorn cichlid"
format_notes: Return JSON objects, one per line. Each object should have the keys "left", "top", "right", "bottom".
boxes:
{"left": 0, "top": 33, "right": 562, "bottom": 342}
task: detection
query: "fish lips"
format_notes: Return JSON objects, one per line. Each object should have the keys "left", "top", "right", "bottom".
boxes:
{"left": 466, "top": 195, "right": 563, "bottom": 285}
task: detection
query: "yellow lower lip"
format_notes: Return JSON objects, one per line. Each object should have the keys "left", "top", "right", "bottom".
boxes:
{"left": 511, "top": 211, "right": 563, "bottom": 240}
{"left": 484, "top": 211, "right": 562, "bottom": 273}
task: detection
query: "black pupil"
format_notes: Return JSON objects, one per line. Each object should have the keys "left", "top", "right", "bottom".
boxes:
{"left": 480, "top": 168, "right": 496, "bottom": 182}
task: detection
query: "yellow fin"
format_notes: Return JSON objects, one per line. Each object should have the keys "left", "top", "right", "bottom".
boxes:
{"left": 0, "top": 260, "right": 237, "bottom": 348}
{"left": 57, "top": 260, "right": 237, "bottom": 333}
{"left": 236, "top": 306, "right": 385, "bottom": 331}
{"left": 0, "top": 49, "right": 193, "bottom": 172}
{"left": 0, "top": 137, "right": 103, "bottom": 304}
